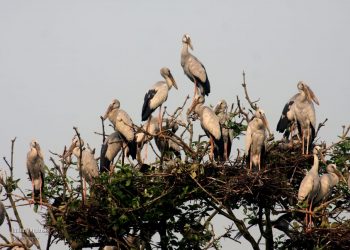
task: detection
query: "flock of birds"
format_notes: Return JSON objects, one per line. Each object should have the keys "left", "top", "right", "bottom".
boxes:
{"left": 0, "top": 34, "right": 345, "bottom": 238}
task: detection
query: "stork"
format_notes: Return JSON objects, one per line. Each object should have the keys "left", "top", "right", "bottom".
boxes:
{"left": 187, "top": 94, "right": 224, "bottom": 161}
{"left": 181, "top": 34, "right": 210, "bottom": 97}
{"left": 100, "top": 131, "right": 123, "bottom": 173}
{"left": 141, "top": 67, "right": 177, "bottom": 130}
{"left": 297, "top": 146, "right": 321, "bottom": 229}
{"left": 293, "top": 81, "right": 319, "bottom": 154}
{"left": 245, "top": 109, "right": 271, "bottom": 171}
{"left": 103, "top": 99, "right": 137, "bottom": 160}
{"left": 214, "top": 99, "right": 234, "bottom": 161}
{"left": 314, "top": 164, "right": 342, "bottom": 205}
{"left": 65, "top": 136, "right": 99, "bottom": 201}
{"left": 26, "top": 140, "right": 45, "bottom": 205}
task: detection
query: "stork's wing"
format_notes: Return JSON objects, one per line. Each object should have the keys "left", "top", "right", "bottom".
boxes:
{"left": 187, "top": 56, "right": 207, "bottom": 83}
{"left": 142, "top": 89, "right": 157, "bottom": 121}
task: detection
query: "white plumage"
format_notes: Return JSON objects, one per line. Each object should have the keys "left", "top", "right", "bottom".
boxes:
{"left": 26, "top": 140, "right": 45, "bottom": 204}
{"left": 314, "top": 164, "right": 340, "bottom": 205}
{"left": 297, "top": 146, "right": 321, "bottom": 227}
{"left": 141, "top": 67, "right": 177, "bottom": 123}
{"left": 181, "top": 34, "right": 210, "bottom": 97}
{"left": 103, "top": 99, "right": 137, "bottom": 160}
{"left": 245, "top": 109, "right": 271, "bottom": 171}
{"left": 188, "top": 94, "right": 224, "bottom": 161}
{"left": 293, "top": 81, "right": 319, "bottom": 154}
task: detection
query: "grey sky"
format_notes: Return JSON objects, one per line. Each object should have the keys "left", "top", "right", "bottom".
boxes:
{"left": 1, "top": 1, "right": 349, "bottom": 249}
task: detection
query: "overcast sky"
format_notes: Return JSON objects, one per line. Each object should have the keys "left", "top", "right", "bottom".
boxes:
{"left": 1, "top": 1, "right": 349, "bottom": 249}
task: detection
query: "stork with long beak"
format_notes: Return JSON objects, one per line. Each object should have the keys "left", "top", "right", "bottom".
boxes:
{"left": 181, "top": 34, "right": 210, "bottom": 97}
{"left": 26, "top": 140, "right": 45, "bottom": 205}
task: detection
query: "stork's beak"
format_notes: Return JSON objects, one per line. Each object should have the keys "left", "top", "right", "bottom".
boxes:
{"left": 187, "top": 97, "right": 198, "bottom": 116}
{"left": 305, "top": 86, "right": 319, "bottom": 105}
{"left": 64, "top": 142, "right": 75, "bottom": 158}
{"left": 262, "top": 114, "right": 272, "bottom": 138}
{"left": 334, "top": 168, "right": 347, "bottom": 183}
{"left": 187, "top": 37, "right": 194, "bottom": 50}
{"left": 102, "top": 104, "right": 112, "bottom": 120}
{"left": 169, "top": 72, "right": 178, "bottom": 90}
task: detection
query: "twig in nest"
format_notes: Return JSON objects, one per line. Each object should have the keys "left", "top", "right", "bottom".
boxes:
{"left": 241, "top": 71, "right": 259, "bottom": 110}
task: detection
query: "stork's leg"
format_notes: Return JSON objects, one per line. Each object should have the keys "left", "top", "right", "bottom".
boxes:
{"left": 224, "top": 142, "right": 228, "bottom": 161}
{"left": 83, "top": 177, "right": 86, "bottom": 203}
{"left": 258, "top": 153, "right": 261, "bottom": 171}
{"left": 143, "top": 142, "right": 148, "bottom": 163}
{"left": 306, "top": 125, "right": 310, "bottom": 155}
{"left": 39, "top": 177, "right": 43, "bottom": 208}
{"left": 209, "top": 136, "right": 214, "bottom": 161}
{"left": 249, "top": 151, "right": 252, "bottom": 171}
{"left": 302, "top": 132, "right": 305, "bottom": 155}
{"left": 158, "top": 105, "right": 162, "bottom": 133}
{"left": 31, "top": 179, "right": 34, "bottom": 204}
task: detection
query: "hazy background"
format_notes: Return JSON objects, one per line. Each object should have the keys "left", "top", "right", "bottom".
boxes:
{"left": 0, "top": 1, "right": 349, "bottom": 249}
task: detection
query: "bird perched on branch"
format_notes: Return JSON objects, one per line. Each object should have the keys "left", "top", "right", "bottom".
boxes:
{"left": 181, "top": 34, "right": 210, "bottom": 97}
{"left": 100, "top": 132, "right": 123, "bottom": 173}
{"left": 297, "top": 145, "right": 321, "bottom": 229}
{"left": 141, "top": 67, "right": 178, "bottom": 130}
{"left": 187, "top": 94, "right": 224, "bottom": 161}
{"left": 214, "top": 99, "right": 234, "bottom": 161}
{"left": 103, "top": 99, "right": 137, "bottom": 160}
{"left": 65, "top": 136, "right": 99, "bottom": 201}
{"left": 245, "top": 109, "right": 271, "bottom": 171}
{"left": 293, "top": 81, "right": 319, "bottom": 154}
{"left": 26, "top": 140, "right": 45, "bottom": 205}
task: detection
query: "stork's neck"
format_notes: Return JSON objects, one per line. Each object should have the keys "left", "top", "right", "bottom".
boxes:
{"left": 108, "top": 109, "right": 119, "bottom": 124}
{"left": 194, "top": 103, "right": 204, "bottom": 116}
{"left": 181, "top": 43, "right": 190, "bottom": 60}
{"left": 310, "top": 153, "right": 319, "bottom": 173}
{"left": 165, "top": 77, "right": 173, "bottom": 89}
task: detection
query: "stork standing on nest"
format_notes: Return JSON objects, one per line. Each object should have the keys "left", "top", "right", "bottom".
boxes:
{"left": 65, "top": 136, "right": 99, "bottom": 201}
{"left": 245, "top": 109, "right": 271, "bottom": 171}
{"left": 187, "top": 94, "right": 224, "bottom": 161}
{"left": 26, "top": 140, "right": 45, "bottom": 205}
{"left": 214, "top": 99, "right": 234, "bottom": 161}
{"left": 141, "top": 67, "right": 177, "bottom": 130}
{"left": 103, "top": 99, "right": 137, "bottom": 160}
{"left": 297, "top": 146, "right": 321, "bottom": 229}
{"left": 293, "top": 81, "right": 319, "bottom": 154}
{"left": 181, "top": 34, "right": 210, "bottom": 97}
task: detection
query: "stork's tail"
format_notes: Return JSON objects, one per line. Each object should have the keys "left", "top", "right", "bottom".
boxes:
{"left": 99, "top": 143, "right": 110, "bottom": 173}
{"left": 127, "top": 140, "right": 137, "bottom": 160}
{"left": 213, "top": 135, "right": 225, "bottom": 161}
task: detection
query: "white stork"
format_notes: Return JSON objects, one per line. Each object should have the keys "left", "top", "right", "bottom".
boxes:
{"left": 293, "top": 81, "right": 319, "bottom": 154}
{"left": 181, "top": 34, "right": 210, "bottom": 97}
{"left": 245, "top": 109, "right": 271, "bottom": 171}
{"left": 187, "top": 94, "right": 224, "bottom": 161}
{"left": 26, "top": 140, "right": 45, "bottom": 205}
{"left": 103, "top": 99, "right": 137, "bottom": 160}
{"left": 297, "top": 146, "right": 321, "bottom": 228}
{"left": 141, "top": 67, "right": 177, "bottom": 130}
